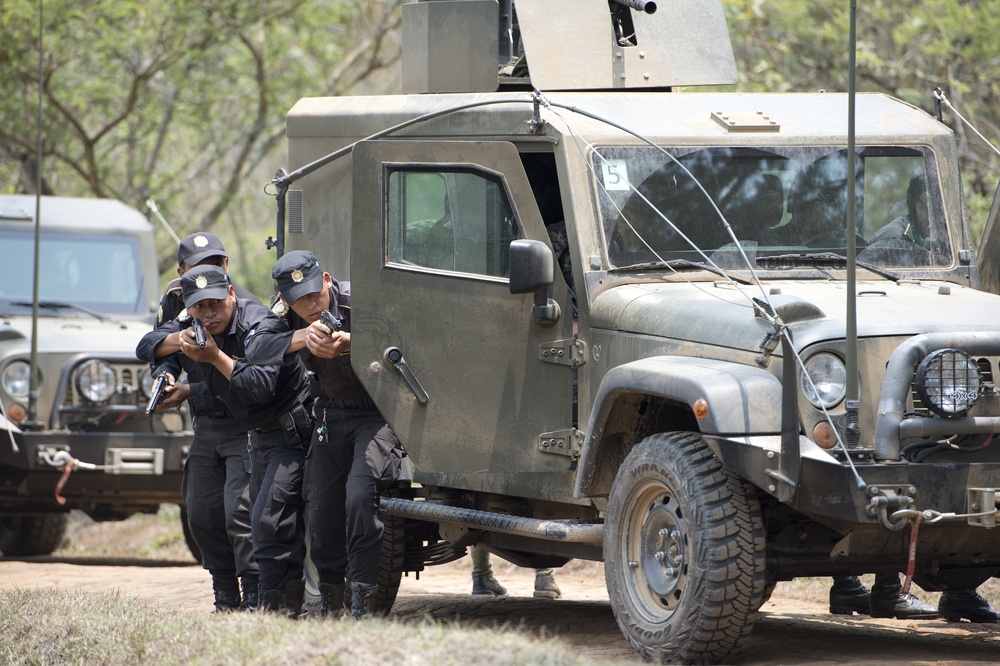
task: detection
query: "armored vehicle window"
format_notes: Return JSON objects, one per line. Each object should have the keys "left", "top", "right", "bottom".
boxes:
{"left": 596, "top": 145, "right": 951, "bottom": 271}
{"left": 0, "top": 230, "right": 144, "bottom": 314}
{"left": 386, "top": 167, "right": 519, "bottom": 278}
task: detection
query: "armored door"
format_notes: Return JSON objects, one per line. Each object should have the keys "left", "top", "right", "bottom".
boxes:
{"left": 350, "top": 140, "right": 577, "bottom": 500}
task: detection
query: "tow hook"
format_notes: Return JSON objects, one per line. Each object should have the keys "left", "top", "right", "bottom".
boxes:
{"left": 866, "top": 486, "right": 916, "bottom": 532}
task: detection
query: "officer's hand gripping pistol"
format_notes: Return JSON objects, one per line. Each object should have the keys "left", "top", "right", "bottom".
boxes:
{"left": 144, "top": 373, "right": 168, "bottom": 417}
{"left": 319, "top": 310, "right": 342, "bottom": 333}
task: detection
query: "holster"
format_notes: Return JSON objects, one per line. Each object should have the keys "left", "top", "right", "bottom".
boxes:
{"left": 278, "top": 400, "right": 313, "bottom": 446}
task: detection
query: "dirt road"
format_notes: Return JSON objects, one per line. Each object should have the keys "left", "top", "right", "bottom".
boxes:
{"left": 2, "top": 555, "right": 999, "bottom": 664}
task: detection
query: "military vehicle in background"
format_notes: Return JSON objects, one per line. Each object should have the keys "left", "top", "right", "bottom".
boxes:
{"left": 0, "top": 195, "right": 190, "bottom": 557}
{"left": 273, "top": 0, "right": 1000, "bottom": 661}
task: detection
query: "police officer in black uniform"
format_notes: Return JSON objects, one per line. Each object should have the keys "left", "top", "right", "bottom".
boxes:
{"left": 143, "top": 264, "right": 312, "bottom": 617}
{"left": 245, "top": 250, "right": 405, "bottom": 620}
{"left": 136, "top": 232, "right": 258, "bottom": 611}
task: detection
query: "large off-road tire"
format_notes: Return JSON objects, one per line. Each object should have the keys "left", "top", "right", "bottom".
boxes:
{"left": 604, "top": 432, "right": 766, "bottom": 664}
{"left": 178, "top": 506, "right": 203, "bottom": 564}
{"left": 371, "top": 512, "right": 405, "bottom": 615}
{"left": 0, "top": 513, "right": 69, "bottom": 556}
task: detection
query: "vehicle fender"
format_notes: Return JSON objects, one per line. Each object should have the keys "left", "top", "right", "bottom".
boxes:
{"left": 574, "top": 355, "right": 783, "bottom": 499}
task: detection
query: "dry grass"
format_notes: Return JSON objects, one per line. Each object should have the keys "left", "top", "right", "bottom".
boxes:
{"left": 5, "top": 507, "right": 612, "bottom": 666}
{"left": 0, "top": 588, "right": 609, "bottom": 666}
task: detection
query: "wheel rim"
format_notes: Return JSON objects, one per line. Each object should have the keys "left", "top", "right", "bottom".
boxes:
{"left": 622, "top": 478, "right": 687, "bottom": 621}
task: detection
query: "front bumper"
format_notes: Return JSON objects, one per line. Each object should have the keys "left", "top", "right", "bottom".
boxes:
{"left": 0, "top": 430, "right": 189, "bottom": 514}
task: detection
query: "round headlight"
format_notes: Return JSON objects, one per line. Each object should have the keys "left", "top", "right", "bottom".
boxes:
{"left": 75, "top": 360, "right": 117, "bottom": 403}
{"left": 138, "top": 366, "right": 154, "bottom": 399}
{"left": 2, "top": 361, "right": 32, "bottom": 398}
{"left": 801, "top": 353, "right": 847, "bottom": 409}
{"left": 916, "top": 348, "right": 982, "bottom": 417}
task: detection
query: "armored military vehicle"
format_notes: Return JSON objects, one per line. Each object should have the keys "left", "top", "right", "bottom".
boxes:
{"left": 0, "top": 195, "right": 190, "bottom": 556}
{"left": 274, "top": 0, "right": 1000, "bottom": 661}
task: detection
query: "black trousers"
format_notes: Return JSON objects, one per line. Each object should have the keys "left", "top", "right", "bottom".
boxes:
{"left": 249, "top": 430, "right": 307, "bottom": 592}
{"left": 305, "top": 403, "right": 404, "bottom": 587}
{"left": 182, "top": 415, "right": 256, "bottom": 580}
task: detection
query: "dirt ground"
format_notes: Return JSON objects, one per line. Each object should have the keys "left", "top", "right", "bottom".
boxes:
{"left": 3, "top": 515, "right": 1000, "bottom": 664}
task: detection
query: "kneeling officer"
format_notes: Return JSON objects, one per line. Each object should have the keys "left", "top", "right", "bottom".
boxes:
{"left": 146, "top": 265, "right": 312, "bottom": 617}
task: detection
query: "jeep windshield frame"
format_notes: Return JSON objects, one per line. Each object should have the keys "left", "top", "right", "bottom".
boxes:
{"left": 594, "top": 145, "right": 954, "bottom": 276}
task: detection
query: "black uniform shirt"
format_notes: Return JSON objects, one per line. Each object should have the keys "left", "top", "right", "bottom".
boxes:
{"left": 245, "top": 281, "right": 371, "bottom": 404}
{"left": 138, "top": 277, "right": 260, "bottom": 416}
{"left": 145, "top": 297, "right": 309, "bottom": 429}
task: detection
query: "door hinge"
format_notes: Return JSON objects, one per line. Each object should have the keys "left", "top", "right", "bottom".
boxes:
{"left": 539, "top": 338, "right": 587, "bottom": 367}
{"left": 538, "top": 429, "right": 583, "bottom": 459}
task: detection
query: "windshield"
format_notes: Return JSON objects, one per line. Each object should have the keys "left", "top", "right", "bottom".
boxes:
{"left": 596, "top": 146, "right": 951, "bottom": 271}
{"left": 0, "top": 230, "right": 145, "bottom": 314}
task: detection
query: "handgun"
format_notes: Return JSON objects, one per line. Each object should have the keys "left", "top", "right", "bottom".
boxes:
{"left": 192, "top": 318, "right": 206, "bottom": 350}
{"left": 145, "top": 373, "right": 168, "bottom": 417}
{"left": 319, "top": 309, "right": 342, "bottom": 333}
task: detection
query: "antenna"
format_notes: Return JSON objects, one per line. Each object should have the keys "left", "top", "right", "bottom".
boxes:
{"left": 26, "top": 0, "right": 44, "bottom": 429}
{"left": 844, "top": 0, "right": 860, "bottom": 444}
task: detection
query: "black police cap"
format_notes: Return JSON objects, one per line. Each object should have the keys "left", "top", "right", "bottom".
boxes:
{"left": 272, "top": 250, "right": 324, "bottom": 305}
{"left": 177, "top": 232, "right": 228, "bottom": 268}
{"left": 180, "top": 265, "right": 231, "bottom": 308}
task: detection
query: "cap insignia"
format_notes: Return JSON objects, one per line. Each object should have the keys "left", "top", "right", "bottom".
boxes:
{"left": 291, "top": 269, "right": 304, "bottom": 283}
{"left": 272, "top": 300, "right": 288, "bottom": 316}
{"left": 195, "top": 275, "right": 208, "bottom": 289}
{"left": 194, "top": 235, "right": 209, "bottom": 248}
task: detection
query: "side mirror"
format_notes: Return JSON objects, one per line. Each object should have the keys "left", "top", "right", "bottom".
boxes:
{"left": 509, "top": 239, "right": 560, "bottom": 325}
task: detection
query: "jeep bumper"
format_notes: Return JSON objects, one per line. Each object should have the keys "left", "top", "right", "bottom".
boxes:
{"left": 0, "top": 430, "right": 189, "bottom": 515}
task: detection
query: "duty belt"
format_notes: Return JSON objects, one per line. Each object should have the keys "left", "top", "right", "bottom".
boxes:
{"left": 327, "top": 397, "right": 375, "bottom": 411}
{"left": 254, "top": 400, "right": 313, "bottom": 445}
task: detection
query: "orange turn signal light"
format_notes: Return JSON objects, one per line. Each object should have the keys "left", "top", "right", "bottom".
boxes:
{"left": 693, "top": 398, "right": 709, "bottom": 420}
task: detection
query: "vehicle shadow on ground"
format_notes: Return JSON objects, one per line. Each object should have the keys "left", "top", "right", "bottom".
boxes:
{"left": 735, "top": 609, "right": 1000, "bottom": 664}
{"left": 389, "top": 593, "right": 641, "bottom": 662}
{"left": 0, "top": 555, "right": 198, "bottom": 568}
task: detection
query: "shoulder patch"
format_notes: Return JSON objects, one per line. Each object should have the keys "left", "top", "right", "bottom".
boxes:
{"left": 271, "top": 299, "right": 288, "bottom": 316}
{"left": 157, "top": 304, "right": 164, "bottom": 325}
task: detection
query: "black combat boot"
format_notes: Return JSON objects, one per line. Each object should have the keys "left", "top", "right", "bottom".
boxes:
{"left": 350, "top": 582, "right": 377, "bottom": 620}
{"left": 870, "top": 573, "right": 937, "bottom": 619}
{"left": 283, "top": 579, "right": 306, "bottom": 620}
{"left": 829, "top": 575, "right": 870, "bottom": 615}
{"left": 938, "top": 589, "right": 1000, "bottom": 623}
{"left": 259, "top": 589, "right": 283, "bottom": 614}
{"left": 319, "top": 582, "right": 346, "bottom": 618}
{"left": 239, "top": 574, "right": 259, "bottom": 611}
{"left": 211, "top": 574, "right": 242, "bottom": 613}
{"left": 471, "top": 571, "right": 507, "bottom": 596}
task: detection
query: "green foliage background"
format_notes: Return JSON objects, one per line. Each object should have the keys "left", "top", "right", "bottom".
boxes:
{"left": 1, "top": 0, "right": 402, "bottom": 297}
{"left": 1, "top": 0, "right": 998, "bottom": 295}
